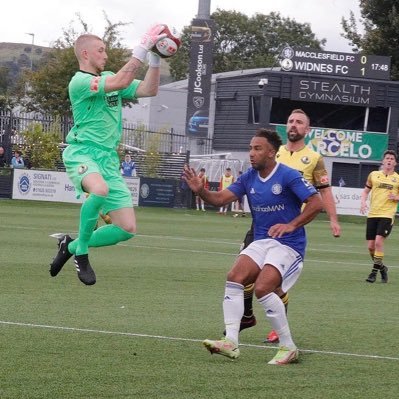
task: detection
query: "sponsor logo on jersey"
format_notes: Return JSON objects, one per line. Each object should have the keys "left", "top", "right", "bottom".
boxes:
{"left": 90, "top": 76, "right": 101, "bottom": 92}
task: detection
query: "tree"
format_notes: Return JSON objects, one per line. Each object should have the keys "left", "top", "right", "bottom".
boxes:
{"left": 341, "top": 0, "right": 399, "bottom": 79}
{"left": 22, "top": 122, "right": 61, "bottom": 169}
{"left": 168, "top": 9, "right": 325, "bottom": 81}
{"left": 0, "top": 65, "right": 21, "bottom": 110}
{"left": 19, "top": 13, "right": 140, "bottom": 116}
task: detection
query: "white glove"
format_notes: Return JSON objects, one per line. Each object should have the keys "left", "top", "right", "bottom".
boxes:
{"left": 148, "top": 52, "right": 161, "bottom": 67}
{"left": 133, "top": 24, "right": 166, "bottom": 63}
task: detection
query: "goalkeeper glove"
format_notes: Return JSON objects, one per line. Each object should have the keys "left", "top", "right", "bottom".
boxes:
{"left": 133, "top": 24, "right": 166, "bottom": 63}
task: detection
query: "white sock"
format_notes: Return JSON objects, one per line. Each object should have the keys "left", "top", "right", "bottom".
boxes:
{"left": 223, "top": 281, "right": 244, "bottom": 345}
{"left": 258, "top": 292, "right": 295, "bottom": 349}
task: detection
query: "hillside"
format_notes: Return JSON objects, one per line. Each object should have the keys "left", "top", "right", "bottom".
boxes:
{"left": 0, "top": 42, "right": 173, "bottom": 86}
{"left": 0, "top": 42, "right": 51, "bottom": 70}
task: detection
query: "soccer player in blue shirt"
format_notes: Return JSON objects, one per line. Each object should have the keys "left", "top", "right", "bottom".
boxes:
{"left": 183, "top": 128, "right": 323, "bottom": 365}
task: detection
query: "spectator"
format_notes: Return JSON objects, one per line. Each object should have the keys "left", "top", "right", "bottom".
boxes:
{"left": 121, "top": 153, "right": 137, "bottom": 177}
{"left": 0, "top": 146, "right": 7, "bottom": 167}
{"left": 11, "top": 150, "right": 25, "bottom": 169}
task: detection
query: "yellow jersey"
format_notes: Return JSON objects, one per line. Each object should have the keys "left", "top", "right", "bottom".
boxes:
{"left": 219, "top": 174, "right": 234, "bottom": 190}
{"left": 276, "top": 145, "right": 330, "bottom": 189}
{"left": 366, "top": 170, "right": 399, "bottom": 219}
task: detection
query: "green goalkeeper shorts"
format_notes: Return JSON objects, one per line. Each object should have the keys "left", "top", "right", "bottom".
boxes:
{"left": 63, "top": 143, "right": 133, "bottom": 214}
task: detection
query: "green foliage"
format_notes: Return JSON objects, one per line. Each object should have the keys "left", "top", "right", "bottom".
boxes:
{"left": 19, "top": 13, "right": 137, "bottom": 116}
{"left": 0, "top": 65, "right": 21, "bottom": 109}
{"left": 341, "top": 0, "right": 399, "bottom": 79}
{"left": 0, "top": 66, "right": 9, "bottom": 93}
{"left": 142, "top": 134, "right": 162, "bottom": 177}
{"left": 169, "top": 9, "right": 325, "bottom": 80}
{"left": 22, "top": 122, "right": 61, "bottom": 169}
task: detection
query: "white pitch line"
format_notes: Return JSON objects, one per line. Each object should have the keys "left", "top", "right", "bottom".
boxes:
{"left": 47, "top": 234, "right": 399, "bottom": 269}
{"left": 1, "top": 320, "right": 398, "bottom": 362}
{"left": 117, "top": 243, "right": 399, "bottom": 269}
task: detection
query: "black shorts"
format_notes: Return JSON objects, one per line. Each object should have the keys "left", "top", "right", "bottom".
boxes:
{"left": 366, "top": 217, "right": 393, "bottom": 240}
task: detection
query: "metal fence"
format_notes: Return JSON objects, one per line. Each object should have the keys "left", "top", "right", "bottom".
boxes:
{"left": 0, "top": 110, "right": 213, "bottom": 154}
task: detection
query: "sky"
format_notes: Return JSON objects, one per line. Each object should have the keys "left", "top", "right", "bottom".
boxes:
{"left": 0, "top": 0, "right": 362, "bottom": 52}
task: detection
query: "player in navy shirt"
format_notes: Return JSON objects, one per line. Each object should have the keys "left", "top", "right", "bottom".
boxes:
{"left": 183, "top": 128, "right": 322, "bottom": 365}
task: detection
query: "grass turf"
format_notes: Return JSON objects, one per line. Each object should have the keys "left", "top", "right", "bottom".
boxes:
{"left": 0, "top": 200, "right": 398, "bottom": 398}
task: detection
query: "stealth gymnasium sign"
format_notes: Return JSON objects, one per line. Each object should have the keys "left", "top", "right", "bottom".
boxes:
{"left": 291, "top": 77, "right": 376, "bottom": 107}
{"left": 280, "top": 46, "right": 391, "bottom": 80}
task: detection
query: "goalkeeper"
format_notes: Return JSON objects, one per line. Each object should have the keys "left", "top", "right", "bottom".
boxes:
{"left": 49, "top": 25, "right": 167, "bottom": 285}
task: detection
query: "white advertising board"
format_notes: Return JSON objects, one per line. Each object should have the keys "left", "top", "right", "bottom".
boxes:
{"left": 242, "top": 187, "right": 368, "bottom": 217}
{"left": 123, "top": 176, "right": 140, "bottom": 207}
{"left": 332, "top": 186, "right": 369, "bottom": 216}
{"left": 12, "top": 169, "right": 140, "bottom": 206}
{"left": 12, "top": 169, "right": 83, "bottom": 203}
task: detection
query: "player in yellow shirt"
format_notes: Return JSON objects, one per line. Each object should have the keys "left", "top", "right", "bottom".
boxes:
{"left": 234, "top": 109, "right": 341, "bottom": 343}
{"left": 195, "top": 168, "right": 209, "bottom": 211}
{"left": 360, "top": 150, "right": 399, "bottom": 283}
{"left": 218, "top": 167, "right": 235, "bottom": 214}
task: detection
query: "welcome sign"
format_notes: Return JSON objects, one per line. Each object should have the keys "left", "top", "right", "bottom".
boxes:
{"left": 275, "top": 125, "right": 388, "bottom": 161}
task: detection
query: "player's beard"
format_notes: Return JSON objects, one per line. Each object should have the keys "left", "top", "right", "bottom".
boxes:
{"left": 287, "top": 129, "right": 304, "bottom": 143}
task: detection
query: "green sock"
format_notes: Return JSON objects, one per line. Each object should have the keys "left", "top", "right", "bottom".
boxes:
{"left": 74, "top": 193, "right": 106, "bottom": 255}
{"left": 69, "top": 224, "right": 134, "bottom": 254}
{"left": 86, "top": 224, "right": 134, "bottom": 247}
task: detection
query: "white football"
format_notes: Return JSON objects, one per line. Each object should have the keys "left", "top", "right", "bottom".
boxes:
{"left": 152, "top": 25, "right": 181, "bottom": 58}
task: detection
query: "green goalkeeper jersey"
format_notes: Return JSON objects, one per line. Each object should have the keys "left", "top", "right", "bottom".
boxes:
{"left": 66, "top": 70, "right": 140, "bottom": 150}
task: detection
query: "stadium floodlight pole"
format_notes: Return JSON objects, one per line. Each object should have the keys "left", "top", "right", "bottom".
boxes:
{"left": 26, "top": 32, "right": 35, "bottom": 45}
{"left": 25, "top": 33, "right": 35, "bottom": 70}
{"left": 197, "top": 0, "right": 211, "bottom": 19}
{"left": 259, "top": 79, "right": 272, "bottom": 128}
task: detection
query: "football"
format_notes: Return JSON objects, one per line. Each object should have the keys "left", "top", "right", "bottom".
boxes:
{"left": 152, "top": 25, "right": 181, "bottom": 58}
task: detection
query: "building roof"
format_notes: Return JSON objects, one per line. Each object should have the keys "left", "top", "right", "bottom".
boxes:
{"left": 161, "top": 67, "right": 272, "bottom": 90}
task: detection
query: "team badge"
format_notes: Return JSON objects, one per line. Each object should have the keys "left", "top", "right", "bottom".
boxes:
{"left": 78, "top": 164, "right": 88, "bottom": 175}
{"left": 272, "top": 183, "right": 282, "bottom": 195}
{"left": 140, "top": 183, "right": 150, "bottom": 199}
{"left": 301, "top": 156, "right": 310, "bottom": 164}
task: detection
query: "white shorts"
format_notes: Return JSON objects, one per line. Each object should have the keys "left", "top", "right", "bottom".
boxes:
{"left": 240, "top": 238, "right": 303, "bottom": 292}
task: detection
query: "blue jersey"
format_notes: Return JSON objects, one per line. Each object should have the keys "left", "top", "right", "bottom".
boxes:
{"left": 121, "top": 160, "right": 136, "bottom": 176}
{"left": 228, "top": 163, "right": 317, "bottom": 258}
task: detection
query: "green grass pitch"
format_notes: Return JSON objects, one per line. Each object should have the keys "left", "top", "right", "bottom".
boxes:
{"left": 0, "top": 200, "right": 398, "bottom": 398}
